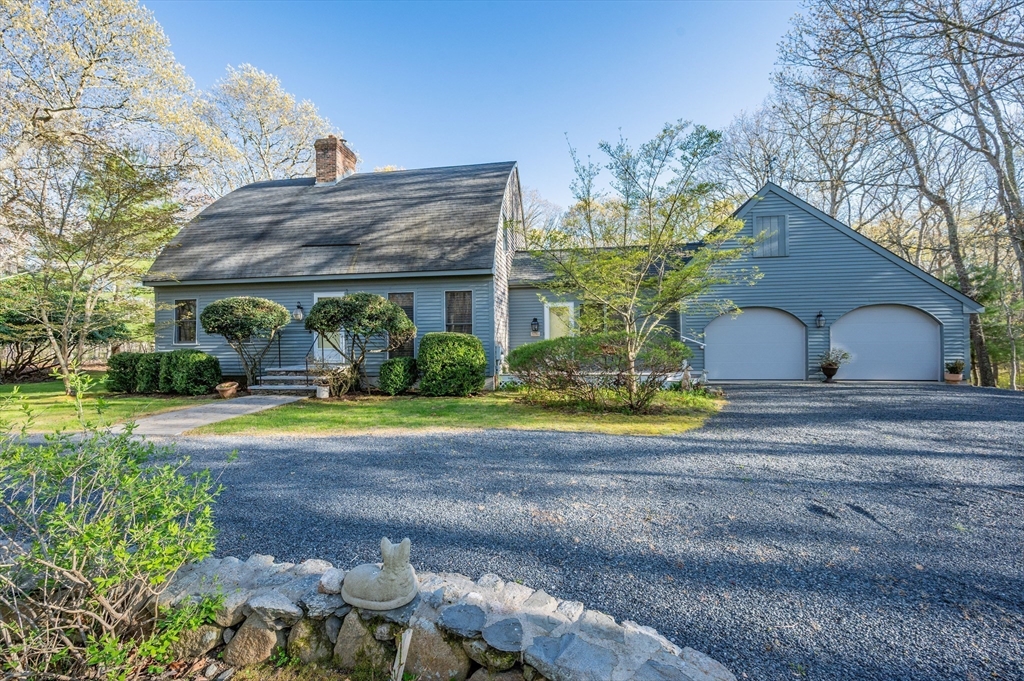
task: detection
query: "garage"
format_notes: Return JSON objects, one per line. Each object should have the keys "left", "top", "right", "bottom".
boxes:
{"left": 704, "top": 308, "right": 806, "bottom": 380}
{"left": 830, "top": 305, "right": 941, "bottom": 380}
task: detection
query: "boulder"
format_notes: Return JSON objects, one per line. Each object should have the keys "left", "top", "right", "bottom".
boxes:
{"left": 319, "top": 567, "right": 346, "bottom": 594}
{"left": 325, "top": 615, "right": 342, "bottom": 644}
{"left": 333, "top": 611, "right": 389, "bottom": 671}
{"left": 169, "top": 624, "right": 222, "bottom": 660}
{"left": 247, "top": 590, "right": 303, "bottom": 629}
{"left": 468, "top": 670, "right": 527, "bottom": 681}
{"left": 406, "top": 617, "right": 471, "bottom": 681}
{"left": 291, "top": 558, "right": 334, "bottom": 576}
{"left": 223, "top": 616, "right": 278, "bottom": 668}
{"left": 287, "top": 617, "right": 333, "bottom": 664}
{"left": 525, "top": 633, "right": 619, "bottom": 681}
{"left": 628, "top": 649, "right": 736, "bottom": 681}
{"left": 576, "top": 610, "right": 625, "bottom": 645}
{"left": 215, "top": 590, "right": 250, "bottom": 627}
{"left": 483, "top": 618, "right": 524, "bottom": 652}
{"left": 680, "top": 648, "right": 736, "bottom": 681}
{"left": 438, "top": 603, "right": 487, "bottom": 638}
{"left": 463, "top": 638, "right": 519, "bottom": 671}
{"left": 300, "top": 591, "right": 347, "bottom": 619}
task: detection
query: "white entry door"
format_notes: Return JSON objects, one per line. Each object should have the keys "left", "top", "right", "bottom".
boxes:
{"left": 830, "top": 305, "right": 940, "bottom": 380}
{"left": 312, "top": 292, "right": 346, "bottom": 363}
{"left": 704, "top": 308, "right": 806, "bottom": 380}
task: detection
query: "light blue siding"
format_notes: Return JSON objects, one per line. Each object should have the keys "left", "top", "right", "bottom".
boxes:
{"left": 154, "top": 275, "right": 496, "bottom": 378}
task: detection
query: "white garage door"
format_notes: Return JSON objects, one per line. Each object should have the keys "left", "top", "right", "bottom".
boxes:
{"left": 831, "top": 305, "right": 940, "bottom": 380}
{"left": 705, "top": 308, "right": 806, "bottom": 380}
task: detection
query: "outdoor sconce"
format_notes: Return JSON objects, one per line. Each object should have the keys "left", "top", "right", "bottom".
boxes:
{"left": 815, "top": 311, "right": 825, "bottom": 328}
{"left": 292, "top": 302, "right": 305, "bottom": 322}
{"left": 531, "top": 317, "right": 540, "bottom": 336}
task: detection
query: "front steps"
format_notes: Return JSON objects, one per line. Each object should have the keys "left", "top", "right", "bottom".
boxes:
{"left": 249, "top": 365, "right": 318, "bottom": 396}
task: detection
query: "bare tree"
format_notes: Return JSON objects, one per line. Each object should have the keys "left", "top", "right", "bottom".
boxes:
{"left": 521, "top": 187, "right": 562, "bottom": 248}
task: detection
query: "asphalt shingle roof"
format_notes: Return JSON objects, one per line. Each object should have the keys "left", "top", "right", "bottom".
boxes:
{"left": 145, "top": 162, "right": 517, "bottom": 283}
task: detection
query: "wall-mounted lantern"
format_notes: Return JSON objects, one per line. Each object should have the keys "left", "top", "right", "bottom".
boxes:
{"left": 815, "top": 311, "right": 825, "bottom": 328}
{"left": 530, "top": 317, "right": 540, "bottom": 336}
{"left": 292, "top": 302, "right": 305, "bottom": 322}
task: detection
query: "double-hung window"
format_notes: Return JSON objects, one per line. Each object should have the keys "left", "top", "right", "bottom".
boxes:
{"left": 388, "top": 292, "right": 415, "bottom": 358}
{"left": 174, "top": 299, "right": 197, "bottom": 344}
{"left": 753, "top": 215, "right": 788, "bottom": 257}
{"left": 445, "top": 291, "right": 473, "bottom": 334}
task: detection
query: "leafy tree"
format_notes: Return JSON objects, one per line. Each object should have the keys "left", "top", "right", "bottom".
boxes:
{"left": 199, "top": 297, "right": 290, "bottom": 387}
{"left": 304, "top": 293, "right": 416, "bottom": 392}
{"left": 538, "top": 121, "right": 749, "bottom": 411}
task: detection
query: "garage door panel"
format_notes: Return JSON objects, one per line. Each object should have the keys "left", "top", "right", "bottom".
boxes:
{"left": 705, "top": 308, "right": 806, "bottom": 380}
{"left": 831, "top": 305, "right": 940, "bottom": 380}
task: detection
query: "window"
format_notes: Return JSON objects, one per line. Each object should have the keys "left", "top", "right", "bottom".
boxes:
{"left": 445, "top": 291, "right": 473, "bottom": 334}
{"left": 544, "top": 302, "right": 575, "bottom": 339}
{"left": 174, "top": 299, "right": 197, "bottom": 344}
{"left": 753, "top": 215, "right": 788, "bottom": 257}
{"left": 388, "top": 292, "right": 415, "bottom": 358}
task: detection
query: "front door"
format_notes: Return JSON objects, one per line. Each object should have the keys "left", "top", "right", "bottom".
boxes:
{"left": 312, "top": 292, "right": 346, "bottom": 364}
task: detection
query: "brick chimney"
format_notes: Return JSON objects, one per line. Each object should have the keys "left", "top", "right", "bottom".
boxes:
{"left": 314, "top": 135, "right": 357, "bottom": 184}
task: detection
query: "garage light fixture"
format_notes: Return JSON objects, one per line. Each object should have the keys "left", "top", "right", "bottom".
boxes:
{"left": 292, "top": 302, "right": 305, "bottom": 322}
{"left": 815, "top": 311, "right": 825, "bottom": 328}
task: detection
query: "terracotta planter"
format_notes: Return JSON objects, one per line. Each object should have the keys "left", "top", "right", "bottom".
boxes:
{"left": 821, "top": 365, "right": 839, "bottom": 383}
{"left": 944, "top": 372, "right": 963, "bottom": 384}
{"left": 216, "top": 381, "right": 238, "bottom": 399}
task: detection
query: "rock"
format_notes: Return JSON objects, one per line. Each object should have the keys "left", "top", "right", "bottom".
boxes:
{"left": 205, "top": 664, "right": 218, "bottom": 678}
{"left": 622, "top": 621, "right": 681, "bottom": 657}
{"left": 318, "top": 567, "right": 346, "bottom": 594}
{"left": 222, "top": 628, "right": 235, "bottom": 645}
{"left": 223, "top": 616, "right": 278, "bottom": 668}
{"left": 468, "top": 670, "right": 526, "bottom": 681}
{"left": 342, "top": 538, "right": 418, "bottom": 610}
{"left": 374, "top": 622, "right": 399, "bottom": 642}
{"left": 170, "top": 624, "right": 222, "bottom": 660}
{"left": 379, "top": 592, "right": 421, "bottom": 625}
{"left": 287, "top": 617, "right": 333, "bottom": 664}
{"left": 680, "top": 648, "right": 736, "bottom": 681}
{"left": 477, "top": 573, "right": 505, "bottom": 591}
{"left": 522, "top": 665, "right": 547, "bottom": 681}
{"left": 247, "top": 591, "right": 303, "bottom": 629}
{"left": 216, "top": 669, "right": 235, "bottom": 681}
{"left": 462, "top": 638, "right": 519, "bottom": 671}
{"left": 483, "top": 618, "right": 524, "bottom": 652}
{"left": 629, "top": 649, "right": 736, "bottom": 681}
{"left": 335, "top": 604, "right": 353, "bottom": 618}
{"left": 422, "top": 587, "right": 446, "bottom": 609}
{"left": 291, "top": 558, "right": 333, "bottom": 575}
{"left": 522, "top": 590, "right": 558, "bottom": 613}
{"left": 333, "top": 611, "right": 388, "bottom": 671}
{"left": 576, "top": 609, "right": 625, "bottom": 644}
{"left": 525, "top": 633, "right": 619, "bottom": 681}
{"left": 245, "top": 554, "right": 275, "bottom": 569}
{"left": 215, "top": 590, "right": 250, "bottom": 627}
{"left": 300, "top": 591, "right": 347, "bottom": 619}
{"left": 438, "top": 603, "right": 487, "bottom": 638}
{"left": 276, "top": 574, "right": 321, "bottom": 603}
{"left": 325, "top": 614, "right": 342, "bottom": 644}
{"left": 496, "top": 583, "right": 536, "bottom": 612}
{"left": 556, "top": 600, "right": 585, "bottom": 622}
{"left": 406, "top": 617, "right": 471, "bottom": 681}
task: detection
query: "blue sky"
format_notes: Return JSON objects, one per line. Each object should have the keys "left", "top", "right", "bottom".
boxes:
{"left": 148, "top": 1, "right": 800, "bottom": 207}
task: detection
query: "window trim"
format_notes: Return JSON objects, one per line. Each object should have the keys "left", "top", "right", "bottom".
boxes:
{"left": 173, "top": 299, "right": 199, "bottom": 346}
{"left": 752, "top": 214, "right": 789, "bottom": 258}
{"left": 387, "top": 291, "right": 416, "bottom": 359}
{"left": 443, "top": 290, "right": 474, "bottom": 335}
{"left": 543, "top": 302, "right": 575, "bottom": 340}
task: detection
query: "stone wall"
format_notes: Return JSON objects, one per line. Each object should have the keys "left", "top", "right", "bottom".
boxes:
{"left": 161, "top": 554, "right": 735, "bottom": 681}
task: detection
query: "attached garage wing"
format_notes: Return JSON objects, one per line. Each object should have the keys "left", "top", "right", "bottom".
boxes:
{"left": 830, "top": 305, "right": 941, "bottom": 381}
{"left": 704, "top": 308, "right": 806, "bottom": 380}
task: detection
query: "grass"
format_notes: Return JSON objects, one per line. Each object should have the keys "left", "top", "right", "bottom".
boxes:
{"left": 194, "top": 390, "right": 720, "bottom": 437}
{"left": 0, "top": 373, "right": 217, "bottom": 433}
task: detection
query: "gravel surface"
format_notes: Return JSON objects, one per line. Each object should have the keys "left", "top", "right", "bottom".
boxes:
{"left": 174, "top": 384, "right": 1024, "bottom": 681}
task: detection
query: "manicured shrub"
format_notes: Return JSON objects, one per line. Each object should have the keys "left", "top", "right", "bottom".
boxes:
{"left": 105, "top": 352, "right": 142, "bottom": 393}
{"left": 172, "top": 351, "right": 222, "bottom": 395}
{"left": 134, "top": 352, "right": 163, "bottom": 393}
{"left": 200, "top": 296, "right": 290, "bottom": 386}
{"left": 417, "top": 332, "right": 486, "bottom": 397}
{"left": 379, "top": 357, "right": 417, "bottom": 395}
{"left": 158, "top": 351, "right": 175, "bottom": 393}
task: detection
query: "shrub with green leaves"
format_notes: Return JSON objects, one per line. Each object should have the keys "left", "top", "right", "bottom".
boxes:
{"left": 171, "top": 351, "right": 221, "bottom": 395}
{"left": 105, "top": 352, "right": 142, "bottom": 392}
{"left": 418, "top": 332, "right": 486, "bottom": 396}
{"left": 200, "top": 297, "right": 290, "bottom": 386}
{"left": 135, "top": 352, "right": 163, "bottom": 393}
{"left": 378, "top": 357, "right": 417, "bottom": 395}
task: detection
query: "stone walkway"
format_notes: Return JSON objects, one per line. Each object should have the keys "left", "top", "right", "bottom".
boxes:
{"left": 114, "top": 395, "right": 304, "bottom": 437}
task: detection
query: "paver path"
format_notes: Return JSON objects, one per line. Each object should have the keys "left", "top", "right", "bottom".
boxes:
{"left": 116, "top": 394, "right": 304, "bottom": 436}
{"left": 174, "top": 384, "right": 1024, "bottom": 681}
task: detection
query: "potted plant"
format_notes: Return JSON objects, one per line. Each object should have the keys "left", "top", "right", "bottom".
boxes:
{"left": 945, "top": 359, "right": 965, "bottom": 384}
{"left": 216, "top": 381, "right": 238, "bottom": 399}
{"left": 818, "top": 348, "right": 851, "bottom": 383}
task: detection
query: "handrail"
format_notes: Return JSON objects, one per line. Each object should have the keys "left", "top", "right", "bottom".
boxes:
{"left": 680, "top": 334, "right": 705, "bottom": 349}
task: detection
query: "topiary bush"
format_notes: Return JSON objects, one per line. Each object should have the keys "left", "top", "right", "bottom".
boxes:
{"left": 200, "top": 297, "right": 290, "bottom": 386}
{"left": 417, "top": 332, "right": 486, "bottom": 397}
{"left": 171, "top": 351, "right": 221, "bottom": 395}
{"left": 105, "top": 352, "right": 142, "bottom": 393}
{"left": 378, "top": 357, "right": 417, "bottom": 395}
{"left": 135, "top": 352, "right": 163, "bottom": 393}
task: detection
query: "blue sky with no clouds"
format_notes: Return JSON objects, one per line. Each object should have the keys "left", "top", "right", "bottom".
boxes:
{"left": 147, "top": 0, "right": 800, "bottom": 207}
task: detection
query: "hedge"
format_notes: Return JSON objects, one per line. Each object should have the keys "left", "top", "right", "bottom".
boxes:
{"left": 172, "top": 351, "right": 221, "bottom": 395}
{"left": 417, "top": 332, "right": 486, "bottom": 397}
{"left": 378, "top": 357, "right": 417, "bottom": 396}
{"left": 105, "top": 352, "right": 142, "bottom": 393}
{"left": 134, "top": 353, "right": 163, "bottom": 393}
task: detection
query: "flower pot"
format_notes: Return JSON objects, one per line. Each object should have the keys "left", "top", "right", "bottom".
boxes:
{"left": 216, "top": 381, "right": 238, "bottom": 399}
{"left": 820, "top": 365, "right": 839, "bottom": 383}
{"left": 944, "top": 372, "right": 963, "bottom": 384}
{"left": 315, "top": 385, "right": 330, "bottom": 399}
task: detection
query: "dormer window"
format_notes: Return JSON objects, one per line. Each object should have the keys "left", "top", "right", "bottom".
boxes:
{"left": 753, "top": 215, "right": 788, "bottom": 257}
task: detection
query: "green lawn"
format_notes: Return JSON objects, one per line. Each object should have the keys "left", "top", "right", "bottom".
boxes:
{"left": 0, "top": 375, "right": 217, "bottom": 433}
{"left": 194, "top": 390, "right": 720, "bottom": 437}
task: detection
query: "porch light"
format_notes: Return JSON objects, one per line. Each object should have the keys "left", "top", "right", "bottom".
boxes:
{"left": 292, "top": 302, "right": 305, "bottom": 322}
{"left": 531, "top": 317, "right": 540, "bottom": 335}
{"left": 815, "top": 311, "right": 825, "bottom": 328}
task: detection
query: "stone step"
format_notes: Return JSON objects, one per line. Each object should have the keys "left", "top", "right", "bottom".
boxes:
{"left": 249, "top": 384, "right": 318, "bottom": 396}
{"left": 258, "top": 373, "right": 314, "bottom": 384}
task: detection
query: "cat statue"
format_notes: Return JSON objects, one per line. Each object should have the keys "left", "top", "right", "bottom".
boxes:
{"left": 341, "top": 537, "right": 418, "bottom": 610}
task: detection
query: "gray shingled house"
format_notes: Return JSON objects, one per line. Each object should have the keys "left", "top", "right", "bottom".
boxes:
{"left": 147, "top": 137, "right": 981, "bottom": 388}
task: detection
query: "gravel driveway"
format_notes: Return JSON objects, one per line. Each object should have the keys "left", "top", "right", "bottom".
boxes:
{"left": 175, "top": 384, "right": 1024, "bottom": 681}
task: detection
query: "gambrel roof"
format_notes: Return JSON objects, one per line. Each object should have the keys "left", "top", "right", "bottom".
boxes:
{"left": 145, "top": 162, "right": 518, "bottom": 284}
